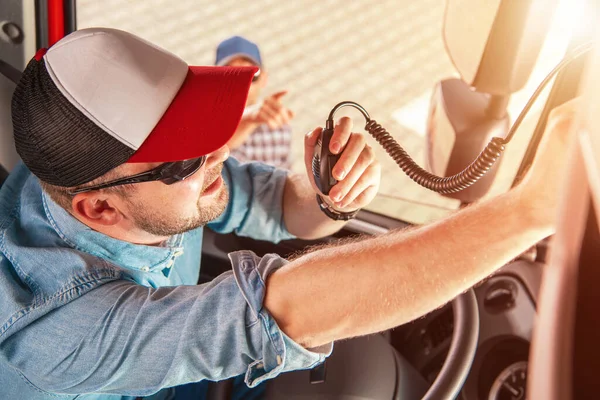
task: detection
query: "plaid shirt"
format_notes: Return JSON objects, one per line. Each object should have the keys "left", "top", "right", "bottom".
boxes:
{"left": 230, "top": 123, "right": 292, "bottom": 169}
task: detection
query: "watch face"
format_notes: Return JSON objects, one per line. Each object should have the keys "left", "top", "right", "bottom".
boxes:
{"left": 488, "top": 361, "right": 528, "bottom": 400}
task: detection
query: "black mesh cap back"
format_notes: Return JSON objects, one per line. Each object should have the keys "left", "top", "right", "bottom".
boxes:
{"left": 11, "top": 57, "right": 135, "bottom": 187}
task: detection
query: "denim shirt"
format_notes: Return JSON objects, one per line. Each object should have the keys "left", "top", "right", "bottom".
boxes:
{"left": 0, "top": 158, "right": 331, "bottom": 400}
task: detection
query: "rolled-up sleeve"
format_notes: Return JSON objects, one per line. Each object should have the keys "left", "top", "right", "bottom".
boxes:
{"left": 208, "top": 158, "right": 295, "bottom": 243}
{"left": 229, "top": 251, "right": 332, "bottom": 387}
{"left": 3, "top": 252, "right": 330, "bottom": 396}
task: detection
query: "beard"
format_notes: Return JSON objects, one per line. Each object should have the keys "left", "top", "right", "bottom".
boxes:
{"left": 126, "top": 165, "right": 229, "bottom": 237}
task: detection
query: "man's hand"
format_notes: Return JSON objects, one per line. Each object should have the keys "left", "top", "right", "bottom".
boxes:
{"left": 248, "top": 90, "right": 294, "bottom": 129}
{"left": 228, "top": 91, "right": 295, "bottom": 149}
{"left": 282, "top": 116, "right": 381, "bottom": 239}
{"left": 304, "top": 117, "right": 381, "bottom": 211}
{"left": 516, "top": 98, "right": 582, "bottom": 228}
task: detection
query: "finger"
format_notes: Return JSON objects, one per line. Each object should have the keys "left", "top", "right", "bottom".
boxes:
{"left": 270, "top": 90, "right": 288, "bottom": 102}
{"left": 305, "top": 127, "right": 322, "bottom": 149}
{"left": 342, "top": 184, "right": 379, "bottom": 211}
{"left": 259, "top": 105, "right": 284, "bottom": 128}
{"left": 263, "top": 95, "right": 282, "bottom": 109}
{"left": 262, "top": 98, "right": 284, "bottom": 114}
{"left": 338, "top": 162, "right": 380, "bottom": 208}
{"left": 329, "top": 117, "right": 353, "bottom": 154}
{"left": 329, "top": 145, "right": 376, "bottom": 203}
{"left": 277, "top": 107, "right": 291, "bottom": 125}
{"left": 257, "top": 111, "right": 278, "bottom": 129}
{"left": 268, "top": 112, "right": 284, "bottom": 129}
{"left": 304, "top": 127, "right": 324, "bottom": 191}
{"left": 255, "top": 102, "right": 275, "bottom": 122}
{"left": 262, "top": 101, "right": 285, "bottom": 119}
{"left": 280, "top": 111, "right": 290, "bottom": 126}
{"left": 332, "top": 133, "right": 367, "bottom": 181}
{"left": 255, "top": 110, "right": 273, "bottom": 127}
{"left": 279, "top": 107, "right": 294, "bottom": 125}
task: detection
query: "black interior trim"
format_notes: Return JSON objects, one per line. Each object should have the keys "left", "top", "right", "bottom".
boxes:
{"left": 0, "top": 59, "right": 21, "bottom": 85}
{"left": 355, "top": 208, "right": 410, "bottom": 230}
{"left": 1, "top": 57, "right": 21, "bottom": 187}
{"left": 64, "top": 0, "right": 77, "bottom": 35}
{"left": 0, "top": 165, "right": 8, "bottom": 188}
{"left": 34, "top": 0, "right": 49, "bottom": 49}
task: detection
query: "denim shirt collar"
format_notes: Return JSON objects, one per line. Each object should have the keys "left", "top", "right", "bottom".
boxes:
{"left": 42, "top": 192, "right": 185, "bottom": 273}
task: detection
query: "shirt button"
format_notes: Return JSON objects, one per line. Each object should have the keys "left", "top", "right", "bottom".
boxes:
{"left": 174, "top": 250, "right": 184, "bottom": 257}
{"left": 141, "top": 266, "right": 150, "bottom": 272}
{"left": 276, "top": 355, "right": 282, "bottom": 365}
{"left": 166, "top": 260, "right": 174, "bottom": 269}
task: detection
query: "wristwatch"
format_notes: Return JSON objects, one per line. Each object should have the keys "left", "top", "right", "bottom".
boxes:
{"left": 316, "top": 194, "right": 359, "bottom": 221}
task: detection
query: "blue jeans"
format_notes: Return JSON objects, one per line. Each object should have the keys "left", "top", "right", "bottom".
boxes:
{"left": 174, "top": 375, "right": 265, "bottom": 400}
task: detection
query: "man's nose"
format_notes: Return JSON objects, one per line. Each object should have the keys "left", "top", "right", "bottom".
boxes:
{"left": 205, "top": 145, "right": 230, "bottom": 169}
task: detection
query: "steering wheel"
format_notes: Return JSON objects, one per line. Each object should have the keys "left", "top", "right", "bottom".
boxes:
{"left": 422, "top": 288, "right": 479, "bottom": 400}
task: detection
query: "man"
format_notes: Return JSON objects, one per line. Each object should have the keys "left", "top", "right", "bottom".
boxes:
{"left": 0, "top": 27, "right": 377, "bottom": 400}
{"left": 0, "top": 27, "right": 576, "bottom": 400}
{"left": 215, "top": 35, "right": 294, "bottom": 169}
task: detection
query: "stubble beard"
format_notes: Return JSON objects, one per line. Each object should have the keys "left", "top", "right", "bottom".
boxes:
{"left": 128, "top": 166, "right": 229, "bottom": 237}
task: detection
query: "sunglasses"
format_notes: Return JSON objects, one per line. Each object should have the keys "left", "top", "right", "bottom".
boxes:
{"left": 252, "top": 68, "right": 261, "bottom": 82}
{"left": 69, "top": 156, "right": 207, "bottom": 195}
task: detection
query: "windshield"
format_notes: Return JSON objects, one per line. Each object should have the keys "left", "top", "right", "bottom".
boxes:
{"left": 78, "top": 0, "right": 584, "bottom": 224}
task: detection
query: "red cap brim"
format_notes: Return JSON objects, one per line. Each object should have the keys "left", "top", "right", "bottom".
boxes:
{"left": 127, "top": 65, "right": 257, "bottom": 163}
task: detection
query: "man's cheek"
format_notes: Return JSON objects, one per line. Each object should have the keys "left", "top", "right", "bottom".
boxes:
{"left": 186, "top": 179, "right": 203, "bottom": 193}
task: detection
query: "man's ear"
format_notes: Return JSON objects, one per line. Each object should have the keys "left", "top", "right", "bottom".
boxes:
{"left": 71, "top": 193, "right": 123, "bottom": 226}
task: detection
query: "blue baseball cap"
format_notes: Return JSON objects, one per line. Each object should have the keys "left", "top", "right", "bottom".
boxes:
{"left": 215, "top": 36, "right": 262, "bottom": 67}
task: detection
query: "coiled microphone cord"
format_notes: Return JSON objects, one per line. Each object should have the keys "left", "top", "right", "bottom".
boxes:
{"left": 326, "top": 42, "right": 593, "bottom": 194}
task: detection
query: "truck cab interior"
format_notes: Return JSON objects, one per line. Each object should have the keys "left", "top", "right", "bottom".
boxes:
{"left": 1, "top": 1, "right": 599, "bottom": 399}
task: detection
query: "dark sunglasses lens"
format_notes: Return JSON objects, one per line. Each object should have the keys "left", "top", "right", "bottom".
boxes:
{"left": 161, "top": 156, "right": 206, "bottom": 184}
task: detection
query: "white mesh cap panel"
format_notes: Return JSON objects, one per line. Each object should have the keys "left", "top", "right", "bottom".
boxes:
{"left": 44, "top": 28, "right": 188, "bottom": 150}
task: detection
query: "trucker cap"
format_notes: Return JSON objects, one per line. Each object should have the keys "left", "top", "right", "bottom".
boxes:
{"left": 12, "top": 27, "right": 257, "bottom": 187}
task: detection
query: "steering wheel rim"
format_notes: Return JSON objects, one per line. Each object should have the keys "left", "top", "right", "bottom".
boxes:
{"left": 421, "top": 288, "right": 479, "bottom": 400}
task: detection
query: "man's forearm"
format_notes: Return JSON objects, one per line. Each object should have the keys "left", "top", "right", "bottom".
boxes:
{"left": 282, "top": 172, "right": 350, "bottom": 240}
{"left": 267, "top": 187, "right": 551, "bottom": 348}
